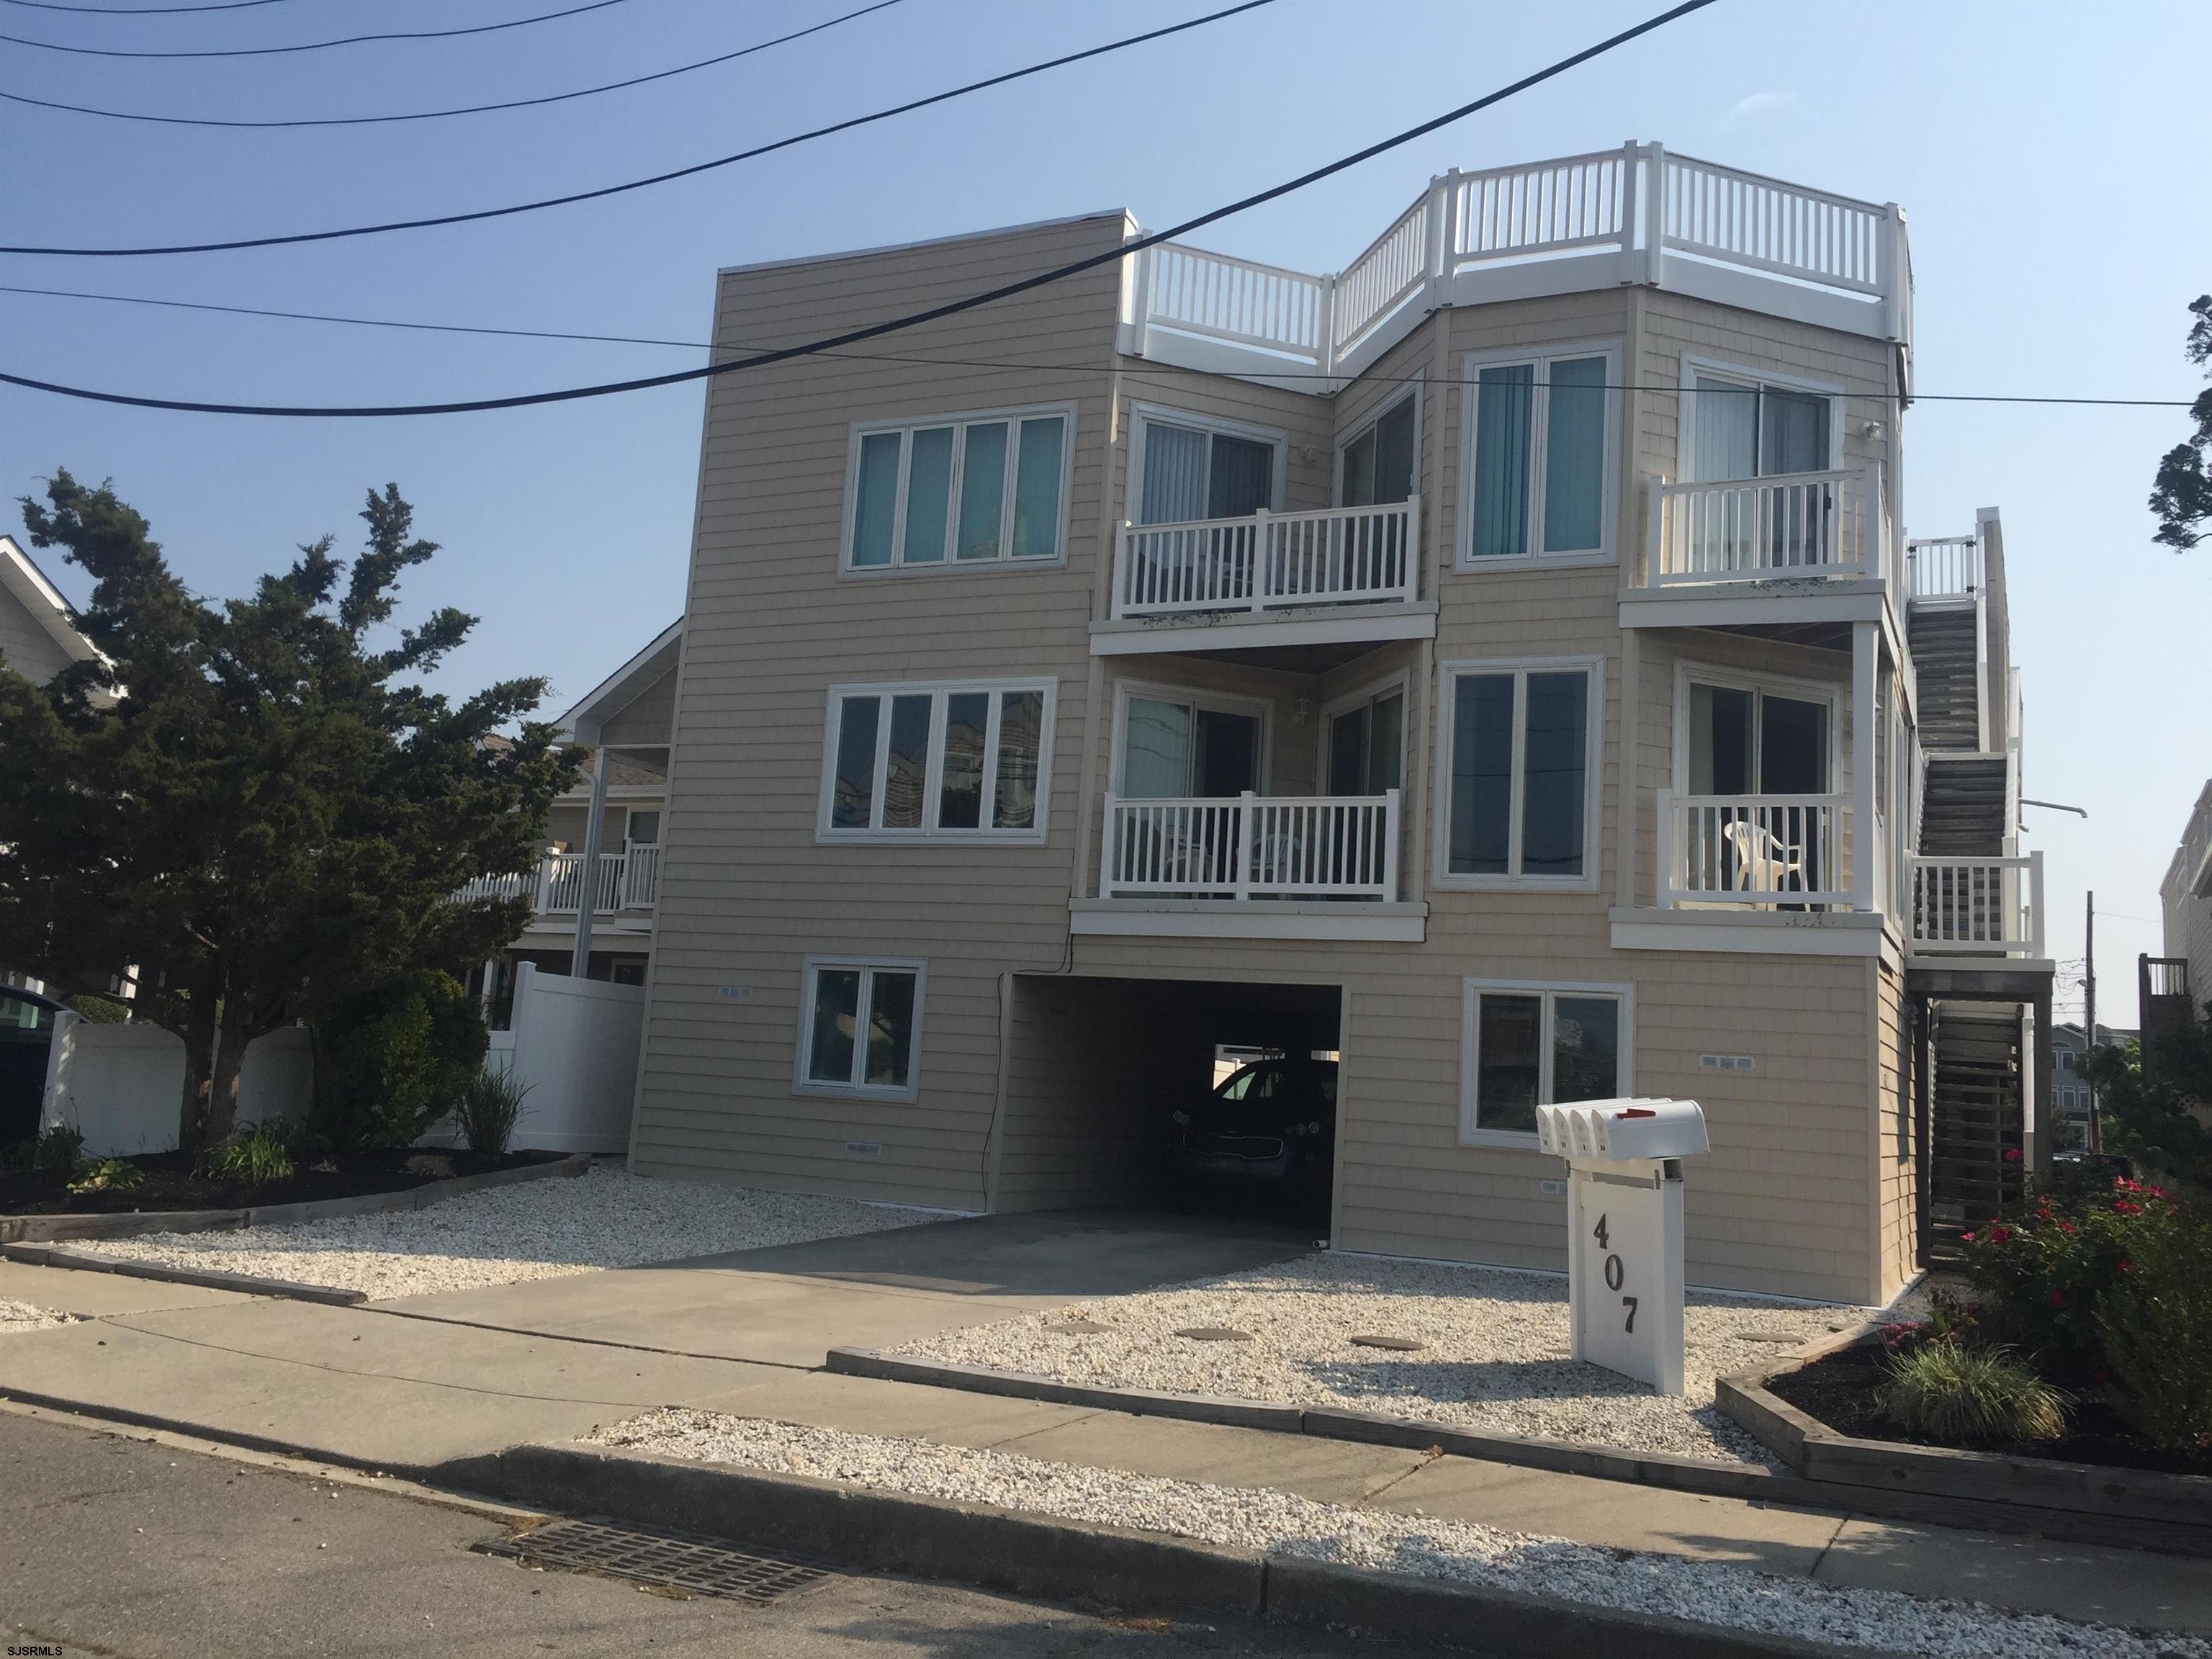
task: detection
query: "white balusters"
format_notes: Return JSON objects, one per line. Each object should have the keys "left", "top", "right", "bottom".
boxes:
{"left": 1100, "top": 791, "right": 1398, "bottom": 901}
{"left": 1115, "top": 499, "right": 1416, "bottom": 618}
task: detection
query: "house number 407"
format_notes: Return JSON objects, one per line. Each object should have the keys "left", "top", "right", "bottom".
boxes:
{"left": 1592, "top": 1213, "right": 1638, "bottom": 1334}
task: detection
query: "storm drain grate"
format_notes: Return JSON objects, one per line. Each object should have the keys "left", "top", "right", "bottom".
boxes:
{"left": 475, "top": 1517, "right": 833, "bottom": 1604}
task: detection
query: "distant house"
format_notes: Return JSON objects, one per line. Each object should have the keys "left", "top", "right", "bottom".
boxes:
{"left": 2157, "top": 780, "right": 2212, "bottom": 1029}
{"left": 2049, "top": 1020, "right": 2134, "bottom": 1151}
{"left": 0, "top": 534, "right": 99, "bottom": 693}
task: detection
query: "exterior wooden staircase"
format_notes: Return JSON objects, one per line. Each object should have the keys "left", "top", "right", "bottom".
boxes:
{"left": 1926, "top": 1010, "right": 2026, "bottom": 1256}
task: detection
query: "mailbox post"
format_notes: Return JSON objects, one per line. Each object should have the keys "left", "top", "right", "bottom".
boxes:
{"left": 1534, "top": 1097, "right": 1709, "bottom": 1395}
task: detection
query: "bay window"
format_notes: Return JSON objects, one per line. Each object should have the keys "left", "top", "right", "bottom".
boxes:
{"left": 1460, "top": 346, "right": 1617, "bottom": 564}
{"left": 822, "top": 679, "right": 1053, "bottom": 840}
{"left": 847, "top": 406, "right": 1071, "bottom": 570}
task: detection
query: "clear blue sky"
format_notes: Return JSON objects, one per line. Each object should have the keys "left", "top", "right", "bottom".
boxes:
{"left": 3, "top": 0, "right": 2207, "bottom": 1020}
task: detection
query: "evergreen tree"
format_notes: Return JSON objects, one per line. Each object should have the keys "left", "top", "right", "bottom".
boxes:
{"left": 2150, "top": 293, "right": 2212, "bottom": 552}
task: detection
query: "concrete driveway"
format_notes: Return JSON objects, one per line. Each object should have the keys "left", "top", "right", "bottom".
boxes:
{"left": 373, "top": 1206, "right": 1315, "bottom": 1365}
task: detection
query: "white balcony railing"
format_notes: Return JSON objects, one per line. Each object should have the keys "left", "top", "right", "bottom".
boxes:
{"left": 1101, "top": 790, "right": 1399, "bottom": 901}
{"left": 1112, "top": 498, "right": 1418, "bottom": 619}
{"left": 454, "top": 848, "right": 658, "bottom": 916}
{"left": 1658, "top": 791, "right": 1853, "bottom": 909}
{"left": 1907, "top": 854, "right": 2044, "bottom": 958}
{"left": 1905, "top": 534, "right": 1982, "bottom": 603}
{"left": 1645, "top": 465, "right": 1887, "bottom": 587}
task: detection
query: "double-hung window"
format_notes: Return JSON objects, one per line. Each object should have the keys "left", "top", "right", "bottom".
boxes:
{"left": 1439, "top": 659, "right": 1599, "bottom": 886}
{"left": 799, "top": 958, "right": 923, "bottom": 1098}
{"left": 1460, "top": 980, "right": 1630, "bottom": 1142}
{"left": 847, "top": 406, "right": 1071, "bottom": 570}
{"left": 1460, "top": 345, "right": 1617, "bottom": 564}
{"left": 823, "top": 679, "right": 1053, "bottom": 840}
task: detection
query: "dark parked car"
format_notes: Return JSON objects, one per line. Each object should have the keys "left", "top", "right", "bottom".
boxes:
{"left": 1165, "top": 1056, "right": 1336, "bottom": 1214}
{"left": 0, "top": 986, "right": 64, "bottom": 1148}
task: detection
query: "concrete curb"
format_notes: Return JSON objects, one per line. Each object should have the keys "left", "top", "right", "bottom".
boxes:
{"left": 0, "top": 1151, "right": 589, "bottom": 1244}
{"left": 824, "top": 1346, "right": 2212, "bottom": 1556}
{"left": 484, "top": 1441, "right": 1875, "bottom": 1659}
{"left": 0, "top": 1241, "right": 367, "bottom": 1305}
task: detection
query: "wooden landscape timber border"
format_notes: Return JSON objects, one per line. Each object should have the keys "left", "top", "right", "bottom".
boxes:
{"left": 0, "top": 1151, "right": 590, "bottom": 1244}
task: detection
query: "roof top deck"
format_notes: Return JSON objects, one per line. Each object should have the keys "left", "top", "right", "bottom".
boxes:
{"left": 1119, "top": 141, "right": 1911, "bottom": 393}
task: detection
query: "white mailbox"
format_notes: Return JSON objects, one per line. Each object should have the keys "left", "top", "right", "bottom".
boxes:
{"left": 1534, "top": 1097, "right": 1708, "bottom": 1396}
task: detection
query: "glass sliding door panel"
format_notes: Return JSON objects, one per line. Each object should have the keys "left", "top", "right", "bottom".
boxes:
{"left": 1692, "top": 376, "right": 1759, "bottom": 481}
{"left": 1341, "top": 428, "right": 1377, "bottom": 509}
{"left": 1138, "top": 423, "right": 1208, "bottom": 525}
{"left": 1328, "top": 706, "right": 1370, "bottom": 797}
{"left": 956, "top": 421, "right": 1008, "bottom": 559}
{"left": 1195, "top": 709, "right": 1259, "bottom": 796}
{"left": 1542, "top": 356, "right": 1606, "bottom": 553}
{"left": 1372, "top": 397, "right": 1416, "bottom": 505}
{"left": 1552, "top": 997, "right": 1619, "bottom": 1102}
{"left": 936, "top": 692, "right": 989, "bottom": 830}
{"left": 1759, "top": 695, "right": 1829, "bottom": 794}
{"left": 901, "top": 426, "right": 954, "bottom": 564}
{"left": 1689, "top": 683, "right": 1754, "bottom": 795}
{"left": 1470, "top": 365, "right": 1534, "bottom": 557}
{"left": 808, "top": 968, "right": 860, "bottom": 1084}
{"left": 1449, "top": 674, "right": 1514, "bottom": 873}
{"left": 1122, "top": 698, "right": 1191, "bottom": 798}
{"left": 1011, "top": 417, "right": 1064, "bottom": 558}
{"left": 1207, "top": 435, "right": 1274, "bottom": 519}
{"left": 863, "top": 971, "right": 917, "bottom": 1089}
{"left": 831, "top": 696, "right": 881, "bottom": 829}
{"left": 1370, "top": 692, "right": 1404, "bottom": 792}
{"left": 992, "top": 690, "right": 1043, "bottom": 830}
{"left": 1761, "top": 390, "right": 1830, "bottom": 476}
{"left": 850, "top": 432, "right": 902, "bottom": 567}
{"left": 1476, "top": 992, "right": 1542, "bottom": 1133}
{"left": 883, "top": 693, "right": 933, "bottom": 829}
{"left": 1520, "top": 671, "right": 1588, "bottom": 876}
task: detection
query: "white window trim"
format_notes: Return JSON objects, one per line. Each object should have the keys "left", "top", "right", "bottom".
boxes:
{"left": 623, "top": 806, "right": 661, "bottom": 847}
{"left": 794, "top": 956, "right": 926, "bottom": 1102}
{"left": 1455, "top": 338, "right": 1622, "bottom": 571}
{"left": 841, "top": 401, "right": 1077, "bottom": 576}
{"left": 1108, "top": 676, "right": 1273, "bottom": 797}
{"left": 1676, "top": 354, "right": 1845, "bottom": 483}
{"left": 1319, "top": 668, "right": 1411, "bottom": 796}
{"left": 1128, "top": 403, "right": 1288, "bottom": 523}
{"left": 1432, "top": 655, "right": 1605, "bottom": 892}
{"left": 1668, "top": 661, "right": 1845, "bottom": 796}
{"left": 817, "top": 678, "right": 1057, "bottom": 844}
{"left": 1334, "top": 386, "right": 1423, "bottom": 507}
{"left": 1459, "top": 977, "right": 1635, "bottom": 1147}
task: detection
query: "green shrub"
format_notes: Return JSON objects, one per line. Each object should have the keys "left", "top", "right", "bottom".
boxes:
{"left": 1959, "top": 1179, "right": 2187, "bottom": 1380}
{"left": 1875, "top": 1340, "right": 2070, "bottom": 1442}
{"left": 198, "top": 1120, "right": 296, "bottom": 1187}
{"left": 63, "top": 994, "right": 130, "bottom": 1025}
{"left": 2097, "top": 1217, "right": 2212, "bottom": 1456}
{"left": 311, "top": 971, "right": 487, "bottom": 1153}
{"left": 454, "top": 1065, "right": 531, "bottom": 1158}
{"left": 31, "top": 1123, "right": 84, "bottom": 1174}
{"left": 66, "top": 1156, "right": 143, "bottom": 1196}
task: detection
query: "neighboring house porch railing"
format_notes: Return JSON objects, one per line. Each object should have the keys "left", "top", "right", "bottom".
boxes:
{"left": 454, "top": 848, "right": 660, "bottom": 916}
{"left": 1112, "top": 499, "right": 1418, "bottom": 619}
{"left": 1644, "top": 465, "right": 1888, "bottom": 587}
{"left": 1100, "top": 791, "right": 1400, "bottom": 900}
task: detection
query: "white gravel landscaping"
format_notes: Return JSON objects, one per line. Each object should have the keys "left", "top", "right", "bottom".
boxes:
{"left": 588, "top": 1410, "right": 2204, "bottom": 1659}
{"left": 74, "top": 1164, "right": 938, "bottom": 1302}
{"left": 894, "top": 1252, "right": 1873, "bottom": 1465}
{"left": 0, "top": 1298, "right": 81, "bottom": 1334}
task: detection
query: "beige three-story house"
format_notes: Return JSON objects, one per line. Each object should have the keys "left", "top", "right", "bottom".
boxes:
{"left": 627, "top": 143, "right": 2055, "bottom": 1306}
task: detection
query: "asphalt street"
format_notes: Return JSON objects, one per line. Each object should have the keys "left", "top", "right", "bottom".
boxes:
{"left": 0, "top": 1407, "right": 1389, "bottom": 1658}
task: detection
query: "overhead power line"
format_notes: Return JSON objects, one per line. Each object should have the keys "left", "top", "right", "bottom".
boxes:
{"left": 2, "top": 283, "right": 2196, "bottom": 408}
{"left": 3, "top": 0, "right": 288, "bottom": 12}
{"left": 0, "top": 0, "right": 1720, "bottom": 417}
{"left": 0, "top": 0, "right": 902, "bottom": 127}
{"left": 0, "top": 0, "right": 1273, "bottom": 256}
{"left": 1, "top": 0, "right": 622, "bottom": 55}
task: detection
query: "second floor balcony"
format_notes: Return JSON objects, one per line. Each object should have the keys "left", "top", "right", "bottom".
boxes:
{"left": 1642, "top": 464, "right": 1891, "bottom": 591}
{"left": 457, "top": 846, "right": 660, "bottom": 920}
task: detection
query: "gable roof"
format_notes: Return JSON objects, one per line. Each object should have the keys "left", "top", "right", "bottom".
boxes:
{"left": 0, "top": 534, "right": 99, "bottom": 668}
{"left": 555, "top": 619, "right": 682, "bottom": 746}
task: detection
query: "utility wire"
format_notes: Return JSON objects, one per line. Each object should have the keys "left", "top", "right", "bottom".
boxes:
{"left": 0, "top": 0, "right": 902, "bottom": 127}
{"left": 0, "top": 0, "right": 1719, "bottom": 416}
{"left": 0, "top": 0, "right": 1272, "bottom": 256}
{"left": 1, "top": 0, "right": 622, "bottom": 55}
{"left": 2, "top": 0, "right": 289, "bottom": 12}
{"left": 2, "top": 282, "right": 2196, "bottom": 408}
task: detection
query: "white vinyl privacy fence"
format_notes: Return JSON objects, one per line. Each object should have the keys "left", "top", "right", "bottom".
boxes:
{"left": 42, "top": 1019, "right": 318, "bottom": 1156}
{"left": 433, "top": 962, "right": 643, "bottom": 1156}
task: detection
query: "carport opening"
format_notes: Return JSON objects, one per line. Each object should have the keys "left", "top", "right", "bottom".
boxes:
{"left": 997, "top": 975, "right": 1341, "bottom": 1228}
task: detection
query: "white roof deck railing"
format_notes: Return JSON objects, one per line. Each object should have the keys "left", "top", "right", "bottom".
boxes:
{"left": 1113, "top": 498, "right": 1417, "bottom": 619}
{"left": 1122, "top": 141, "right": 1910, "bottom": 390}
{"left": 1645, "top": 464, "right": 1888, "bottom": 588}
{"left": 1101, "top": 790, "right": 1400, "bottom": 902}
{"left": 1905, "top": 532, "right": 1983, "bottom": 605}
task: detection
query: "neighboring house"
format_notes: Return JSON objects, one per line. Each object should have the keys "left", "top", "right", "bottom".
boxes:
{"left": 627, "top": 143, "right": 2053, "bottom": 1305}
{"left": 0, "top": 534, "right": 100, "bottom": 693}
{"left": 2154, "top": 779, "right": 2212, "bottom": 1040}
{"left": 2049, "top": 1020, "right": 2134, "bottom": 1151}
{"left": 461, "top": 621, "right": 679, "bottom": 1014}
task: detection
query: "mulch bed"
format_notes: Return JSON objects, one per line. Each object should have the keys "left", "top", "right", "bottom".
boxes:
{"left": 1766, "top": 1340, "right": 2212, "bottom": 1479}
{"left": 0, "top": 1147, "right": 567, "bottom": 1218}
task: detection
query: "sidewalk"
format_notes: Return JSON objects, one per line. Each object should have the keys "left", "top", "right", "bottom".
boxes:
{"left": 5, "top": 1235, "right": 2211, "bottom": 1637}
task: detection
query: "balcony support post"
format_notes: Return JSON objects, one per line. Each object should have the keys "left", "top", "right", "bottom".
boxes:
{"left": 1235, "top": 791, "right": 1256, "bottom": 902}
{"left": 570, "top": 744, "right": 610, "bottom": 979}
{"left": 1850, "top": 622, "right": 1877, "bottom": 914}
